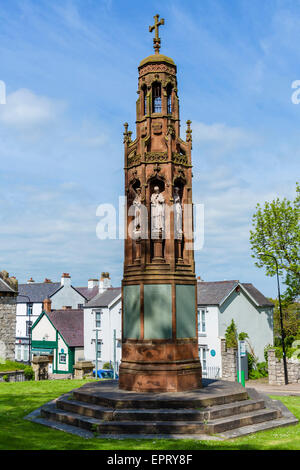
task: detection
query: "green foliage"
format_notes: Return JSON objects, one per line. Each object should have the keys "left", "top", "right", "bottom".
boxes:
{"left": 238, "top": 332, "right": 249, "bottom": 341}
{"left": 24, "top": 366, "right": 34, "bottom": 381}
{"left": 250, "top": 182, "right": 300, "bottom": 302}
{"left": 0, "top": 361, "right": 27, "bottom": 372}
{"left": 2, "top": 375, "right": 8, "bottom": 382}
{"left": 247, "top": 352, "right": 256, "bottom": 372}
{"left": 102, "top": 362, "right": 111, "bottom": 370}
{"left": 225, "top": 319, "right": 238, "bottom": 348}
{"left": 270, "top": 298, "right": 300, "bottom": 339}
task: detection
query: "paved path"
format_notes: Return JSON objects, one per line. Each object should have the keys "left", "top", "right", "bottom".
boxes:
{"left": 245, "top": 379, "right": 300, "bottom": 396}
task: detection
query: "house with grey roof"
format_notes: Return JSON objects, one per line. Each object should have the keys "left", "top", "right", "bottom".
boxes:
{"left": 83, "top": 287, "right": 122, "bottom": 371}
{"left": 31, "top": 305, "right": 84, "bottom": 375}
{"left": 15, "top": 273, "right": 108, "bottom": 363}
{"left": 196, "top": 280, "right": 274, "bottom": 378}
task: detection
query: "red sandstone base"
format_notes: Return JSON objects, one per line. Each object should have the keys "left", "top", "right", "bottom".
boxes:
{"left": 119, "top": 361, "right": 202, "bottom": 393}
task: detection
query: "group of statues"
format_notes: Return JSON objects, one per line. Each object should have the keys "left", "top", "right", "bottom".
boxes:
{"left": 132, "top": 185, "right": 183, "bottom": 239}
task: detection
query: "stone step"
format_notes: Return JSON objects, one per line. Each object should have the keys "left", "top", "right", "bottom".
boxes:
{"left": 72, "top": 388, "right": 249, "bottom": 410}
{"left": 207, "top": 408, "right": 281, "bottom": 434}
{"left": 57, "top": 395, "right": 265, "bottom": 422}
{"left": 113, "top": 399, "right": 266, "bottom": 421}
{"left": 40, "top": 403, "right": 281, "bottom": 435}
{"left": 56, "top": 398, "right": 114, "bottom": 420}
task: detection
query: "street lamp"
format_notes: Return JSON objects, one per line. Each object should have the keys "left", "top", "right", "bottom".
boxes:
{"left": 258, "top": 252, "right": 289, "bottom": 384}
{"left": 18, "top": 294, "right": 32, "bottom": 365}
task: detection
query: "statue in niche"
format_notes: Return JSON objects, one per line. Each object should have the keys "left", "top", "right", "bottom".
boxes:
{"left": 151, "top": 185, "right": 165, "bottom": 235}
{"left": 174, "top": 187, "right": 183, "bottom": 239}
{"left": 133, "top": 187, "right": 142, "bottom": 236}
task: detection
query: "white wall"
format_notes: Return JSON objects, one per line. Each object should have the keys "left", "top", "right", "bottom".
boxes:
{"left": 16, "top": 303, "right": 42, "bottom": 338}
{"left": 50, "top": 285, "right": 85, "bottom": 310}
{"left": 197, "top": 306, "right": 222, "bottom": 376}
{"left": 84, "top": 296, "right": 122, "bottom": 369}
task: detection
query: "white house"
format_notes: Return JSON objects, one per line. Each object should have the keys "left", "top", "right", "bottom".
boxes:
{"left": 15, "top": 273, "right": 99, "bottom": 362}
{"left": 83, "top": 287, "right": 122, "bottom": 371}
{"left": 197, "top": 280, "right": 274, "bottom": 378}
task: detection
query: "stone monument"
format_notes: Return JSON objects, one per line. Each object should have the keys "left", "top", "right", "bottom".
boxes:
{"left": 119, "top": 14, "right": 202, "bottom": 392}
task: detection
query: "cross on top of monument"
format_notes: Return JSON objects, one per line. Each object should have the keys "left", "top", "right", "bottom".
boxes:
{"left": 149, "top": 14, "right": 165, "bottom": 54}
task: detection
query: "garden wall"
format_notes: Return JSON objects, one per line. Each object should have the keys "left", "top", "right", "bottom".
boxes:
{"left": 268, "top": 349, "right": 300, "bottom": 385}
{"left": 0, "top": 370, "right": 25, "bottom": 382}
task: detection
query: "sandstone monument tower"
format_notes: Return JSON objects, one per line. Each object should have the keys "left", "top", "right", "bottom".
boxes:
{"left": 119, "top": 15, "right": 202, "bottom": 392}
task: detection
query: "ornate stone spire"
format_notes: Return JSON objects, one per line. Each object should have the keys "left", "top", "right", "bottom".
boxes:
{"left": 149, "top": 14, "right": 165, "bottom": 54}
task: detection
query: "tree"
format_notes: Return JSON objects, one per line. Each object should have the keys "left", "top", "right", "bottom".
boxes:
{"left": 269, "top": 297, "right": 300, "bottom": 340}
{"left": 250, "top": 182, "right": 300, "bottom": 302}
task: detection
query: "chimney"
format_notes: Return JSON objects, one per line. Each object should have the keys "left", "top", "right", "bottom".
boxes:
{"left": 44, "top": 278, "right": 52, "bottom": 283}
{"left": 27, "top": 277, "right": 35, "bottom": 284}
{"left": 43, "top": 298, "right": 51, "bottom": 314}
{"left": 99, "top": 272, "right": 111, "bottom": 294}
{"left": 197, "top": 276, "right": 204, "bottom": 282}
{"left": 61, "top": 272, "right": 71, "bottom": 287}
{"left": 62, "top": 306, "right": 72, "bottom": 310}
{"left": 88, "top": 278, "right": 99, "bottom": 289}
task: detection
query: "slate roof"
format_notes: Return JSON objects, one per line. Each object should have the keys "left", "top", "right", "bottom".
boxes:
{"left": 75, "top": 286, "right": 99, "bottom": 301}
{"left": 85, "top": 287, "right": 121, "bottom": 308}
{"left": 0, "top": 277, "right": 16, "bottom": 293}
{"left": 48, "top": 309, "right": 83, "bottom": 347}
{"left": 17, "top": 282, "right": 61, "bottom": 303}
{"left": 197, "top": 280, "right": 273, "bottom": 307}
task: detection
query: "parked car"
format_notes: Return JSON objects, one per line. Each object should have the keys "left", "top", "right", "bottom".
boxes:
{"left": 93, "top": 368, "right": 118, "bottom": 379}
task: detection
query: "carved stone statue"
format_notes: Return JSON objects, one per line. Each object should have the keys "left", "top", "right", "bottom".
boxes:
{"left": 174, "top": 187, "right": 182, "bottom": 239}
{"left": 133, "top": 187, "right": 142, "bottom": 236}
{"left": 151, "top": 186, "right": 165, "bottom": 235}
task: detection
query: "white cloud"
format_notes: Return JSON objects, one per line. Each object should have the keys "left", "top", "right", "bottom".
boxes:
{"left": 0, "top": 88, "right": 65, "bottom": 127}
{"left": 192, "top": 121, "right": 254, "bottom": 148}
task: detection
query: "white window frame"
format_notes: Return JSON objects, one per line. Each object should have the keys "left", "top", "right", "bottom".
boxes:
{"left": 198, "top": 345, "right": 207, "bottom": 372}
{"left": 197, "top": 308, "right": 206, "bottom": 334}
{"left": 95, "top": 310, "right": 102, "bottom": 329}
{"left": 96, "top": 340, "right": 102, "bottom": 360}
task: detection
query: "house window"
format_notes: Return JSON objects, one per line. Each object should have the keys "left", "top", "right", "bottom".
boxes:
{"left": 95, "top": 310, "right": 102, "bottom": 329}
{"left": 78, "top": 304, "right": 83, "bottom": 309}
{"left": 27, "top": 303, "right": 33, "bottom": 316}
{"left": 198, "top": 309, "right": 206, "bottom": 334}
{"left": 16, "top": 344, "right": 21, "bottom": 361}
{"left": 96, "top": 340, "right": 102, "bottom": 360}
{"left": 23, "top": 345, "right": 29, "bottom": 362}
{"left": 26, "top": 321, "right": 32, "bottom": 337}
{"left": 152, "top": 82, "right": 161, "bottom": 113}
{"left": 59, "top": 353, "right": 67, "bottom": 364}
{"left": 199, "top": 346, "right": 207, "bottom": 371}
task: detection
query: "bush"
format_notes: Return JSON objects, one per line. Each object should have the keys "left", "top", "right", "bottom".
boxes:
{"left": 102, "top": 362, "right": 111, "bottom": 370}
{"left": 225, "top": 320, "right": 238, "bottom": 348}
{"left": 2, "top": 375, "right": 9, "bottom": 382}
{"left": 24, "top": 366, "right": 34, "bottom": 381}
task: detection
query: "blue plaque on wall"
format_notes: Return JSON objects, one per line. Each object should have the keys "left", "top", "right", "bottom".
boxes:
{"left": 210, "top": 349, "right": 216, "bottom": 357}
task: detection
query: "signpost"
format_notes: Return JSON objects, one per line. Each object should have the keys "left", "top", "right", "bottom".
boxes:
{"left": 113, "top": 329, "right": 116, "bottom": 379}
{"left": 237, "top": 340, "right": 246, "bottom": 387}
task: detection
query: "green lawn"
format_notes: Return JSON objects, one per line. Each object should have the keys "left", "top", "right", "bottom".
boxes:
{"left": 0, "top": 379, "right": 299, "bottom": 450}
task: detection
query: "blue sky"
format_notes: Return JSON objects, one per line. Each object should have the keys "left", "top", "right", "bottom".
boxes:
{"left": 0, "top": 0, "right": 299, "bottom": 296}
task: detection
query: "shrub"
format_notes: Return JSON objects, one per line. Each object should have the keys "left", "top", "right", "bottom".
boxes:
{"left": 225, "top": 320, "right": 238, "bottom": 348}
{"left": 102, "top": 362, "right": 111, "bottom": 370}
{"left": 2, "top": 375, "right": 9, "bottom": 382}
{"left": 24, "top": 366, "right": 34, "bottom": 381}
